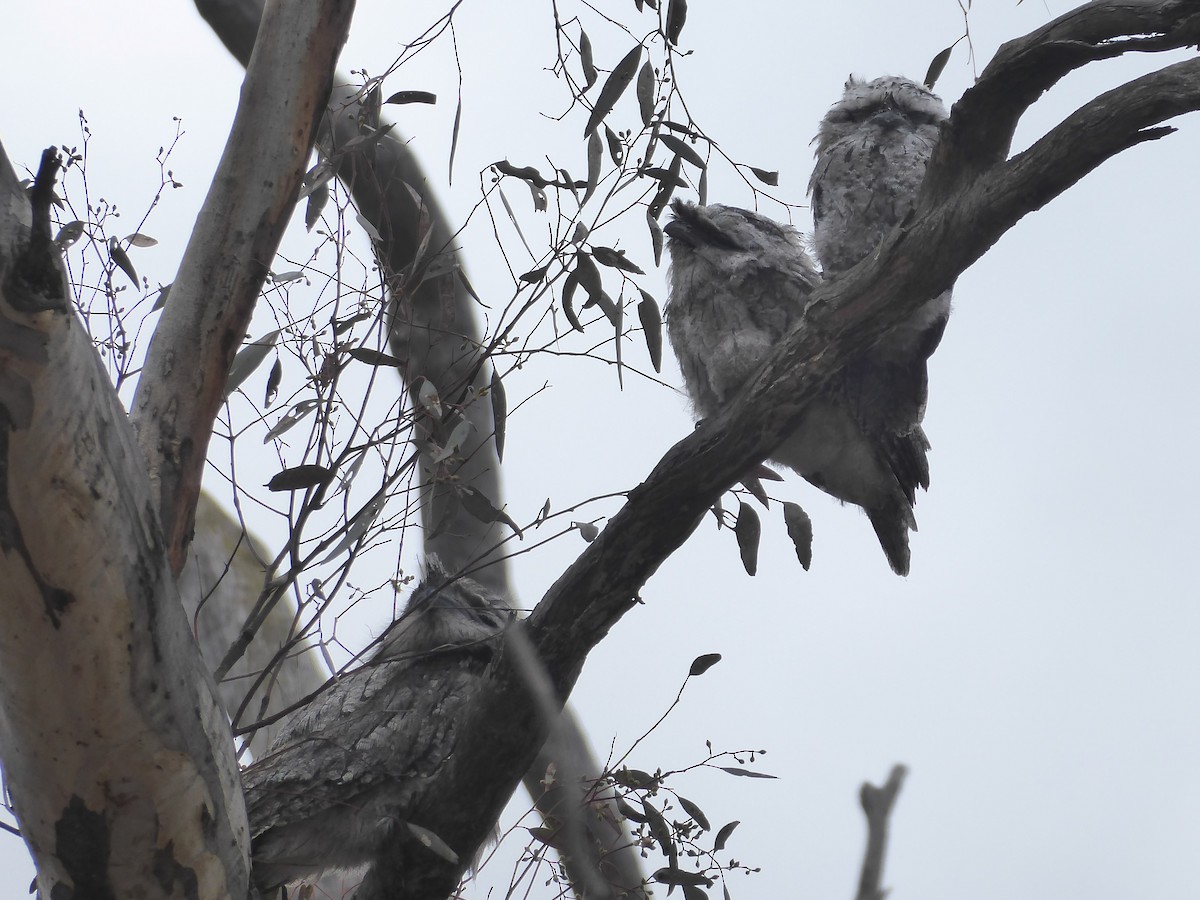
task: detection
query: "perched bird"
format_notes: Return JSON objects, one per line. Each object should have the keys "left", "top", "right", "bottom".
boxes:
{"left": 665, "top": 200, "right": 925, "bottom": 574}
{"left": 242, "top": 557, "right": 512, "bottom": 893}
{"left": 809, "top": 74, "right": 952, "bottom": 458}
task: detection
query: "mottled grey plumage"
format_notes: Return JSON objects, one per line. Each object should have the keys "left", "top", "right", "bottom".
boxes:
{"left": 665, "top": 200, "right": 925, "bottom": 574}
{"left": 243, "top": 558, "right": 512, "bottom": 893}
{"left": 810, "top": 75, "right": 952, "bottom": 445}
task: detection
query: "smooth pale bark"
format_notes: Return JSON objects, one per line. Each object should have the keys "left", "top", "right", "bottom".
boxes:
{"left": 0, "top": 146, "right": 250, "bottom": 900}
{"left": 133, "top": 0, "right": 356, "bottom": 576}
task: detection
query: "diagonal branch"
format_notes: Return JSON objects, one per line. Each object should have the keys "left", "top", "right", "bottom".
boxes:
{"left": 358, "top": 6, "right": 1200, "bottom": 896}
{"left": 132, "top": 0, "right": 355, "bottom": 575}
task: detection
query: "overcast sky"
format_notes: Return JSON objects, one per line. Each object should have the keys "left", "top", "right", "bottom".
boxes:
{"left": 4, "top": 1, "right": 1199, "bottom": 898}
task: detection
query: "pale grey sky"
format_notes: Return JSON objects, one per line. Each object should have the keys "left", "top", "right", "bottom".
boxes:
{"left": 4, "top": 2, "right": 1198, "bottom": 898}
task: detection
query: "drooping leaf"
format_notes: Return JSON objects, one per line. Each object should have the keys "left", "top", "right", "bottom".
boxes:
{"left": 734, "top": 501, "right": 761, "bottom": 576}
{"left": 642, "top": 800, "right": 673, "bottom": 852}
{"left": 688, "top": 653, "right": 721, "bottom": 678}
{"left": 123, "top": 232, "right": 157, "bottom": 248}
{"left": 225, "top": 329, "right": 282, "bottom": 399}
{"left": 637, "top": 292, "right": 662, "bottom": 372}
{"left": 574, "top": 250, "right": 604, "bottom": 300}
{"left": 636, "top": 60, "right": 656, "bottom": 126}
{"left": 925, "top": 44, "right": 954, "bottom": 90}
{"left": 356, "top": 212, "right": 382, "bottom": 243}
{"left": 782, "top": 501, "right": 813, "bottom": 571}
{"left": 592, "top": 245, "right": 645, "bottom": 275}
{"left": 577, "top": 521, "right": 600, "bottom": 543}
{"left": 489, "top": 367, "right": 507, "bottom": 462}
{"left": 677, "top": 795, "right": 711, "bottom": 831}
{"left": 665, "top": 0, "right": 688, "bottom": 45}
{"left": 713, "top": 821, "right": 740, "bottom": 852}
{"left": 384, "top": 90, "right": 437, "bottom": 105}
{"left": 305, "top": 179, "right": 329, "bottom": 231}
{"left": 584, "top": 44, "right": 643, "bottom": 136}
{"left": 561, "top": 270, "right": 584, "bottom": 332}
{"left": 579, "top": 29, "right": 598, "bottom": 90}
{"left": 460, "top": 486, "right": 523, "bottom": 536}
{"left": 649, "top": 154, "right": 683, "bottom": 219}
{"left": 108, "top": 237, "right": 138, "bottom": 285}
{"left": 646, "top": 210, "right": 664, "bottom": 266}
{"left": 642, "top": 166, "right": 689, "bottom": 188}
{"left": 264, "top": 358, "right": 282, "bottom": 408}
{"left": 267, "top": 464, "right": 332, "bottom": 492}
{"left": 432, "top": 417, "right": 474, "bottom": 463}
{"left": 748, "top": 166, "right": 779, "bottom": 186}
{"left": 604, "top": 126, "right": 625, "bottom": 166}
{"left": 616, "top": 796, "right": 647, "bottom": 823}
{"left": 150, "top": 282, "right": 171, "bottom": 312}
{"left": 448, "top": 90, "right": 463, "bottom": 184}
{"left": 584, "top": 129, "right": 603, "bottom": 205}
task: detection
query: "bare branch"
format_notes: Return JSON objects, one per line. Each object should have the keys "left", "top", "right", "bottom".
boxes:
{"left": 132, "top": 0, "right": 355, "bottom": 575}
{"left": 856, "top": 765, "right": 907, "bottom": 900}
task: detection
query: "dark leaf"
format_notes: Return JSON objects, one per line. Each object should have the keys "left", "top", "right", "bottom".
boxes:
{"left": 150, "top": 282, "right": 171, "bottom": 312}
{"left": 520, "top": 265, "right": 549, "bottom": 284}
{"left": 584, "top": 44, "right": 643, "bottom": 136}
{"left": 782, "top": 501, "right": 813, "bottom": 571}
{"left": 108, "top": 238, "right": 138, "bottom": 286}
{"left": 682, "top": 885, "right": 708, "bottom": 900}
{"left": 648, "top": 154, "right": 683, "bottom": 219}
{"left": 642, "top": 800, "right": 673, "bottom": 851}
{"left": 646, "top": 210, "right": 664, "bottom": 266}
{"left": 688, "top": 653, "right": 721, "bottom": 678}
{"left": 584, "top": 129, "right": 603, "bottom": 204}
{"left": 741, "top": 475, "right": 769, "bottom": 509}
{"left": 574, "top": 250, "right": 604, "bottom": 300}
{"left": 748, "top": 167, "right": 779, "bottom": 187}
{"left": 460, "top": 486, "right": 523, "bottom": 537}
{"left": 455, "top": 265, "right": 483, "bottom": 306}
{"left": 448, "top": 91, "right": 463, "bottom": 184}
{"left": 653, "top": 868, "right": 711, "bottom": 888}
{"left": 925, "top": 45, "right": 954, "bottom": 90}
{"left": 613, "top": 768, "right": 658, "bottom": 790}
{"left": 717, "top": 767, "right": 778, "bottom": 780}
{"left": 616, "top": 796, "right": 647, "bottom": 823}
{"left": 333, "top": 311, "right": 372, "bottom": 334}
{"left": 561, "top": 270, "right": 584, "bottom": 332}
{"left": 637, "top": 60, "right": 656, "bottom": 126}
{"left": 528, "top": 825, "right": 564, "bottom": 850}
{"left": 665, "top": 0, "right": 688, "bottom": 45}
{"left": 677, "top": 795, "right": 711, "bottom": 831}
{"left": 348, "top": 347, "right": 405, "bottom": 367}
{"left": 642, "top": 166, "right": 689, "bottom": 188}
{"left": 490, "top": 367, "right": 507, "bottom": 462}
{"left": 637, "top": 293, "right": 662, "bottom": 372}
{"left": 384, "top": 90, "right": 437, "bottom": 105}
{"left": 305, "top": 179, "right": 329, "bottom": 231}
{"left": 604, "top": 126, "right": 625, "bottom": 166}
{"left": 659, "top": 133, "right": 705, "bottom": 169}
{"left": 264, "top": 358, "right": 282, "bottom": 408}
{"left": 579, "top": 30, "right": 598, "bottom": 90}
{"left": 734, "top": 501, "right": 761, "bottom": 576}
{"left": 592, "top": 245, "right": 645, "bottom": 275}
{"left": 267, "top": 465, "right": 332, "bottom": 492}
{"left": 713, "top": 821, "right": 740, "bottom": 852}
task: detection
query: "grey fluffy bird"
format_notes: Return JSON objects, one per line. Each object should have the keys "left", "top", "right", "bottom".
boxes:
{"left": 663, "top": 76, "right": 951, "bottom": 575}
{"left": 242, "top": 557, "right": 512, "bottom": 893}
{"left": 665, "top": 201, "right": 921, "bottom": 573}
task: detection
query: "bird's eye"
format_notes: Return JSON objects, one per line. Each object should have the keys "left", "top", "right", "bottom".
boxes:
{"left": 696, "top": 220, "right": 744, "bottom": 251}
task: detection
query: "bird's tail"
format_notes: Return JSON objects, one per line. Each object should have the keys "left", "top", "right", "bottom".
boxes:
{"left": 866, "top": 496, "right": 916, "bottom": 576}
